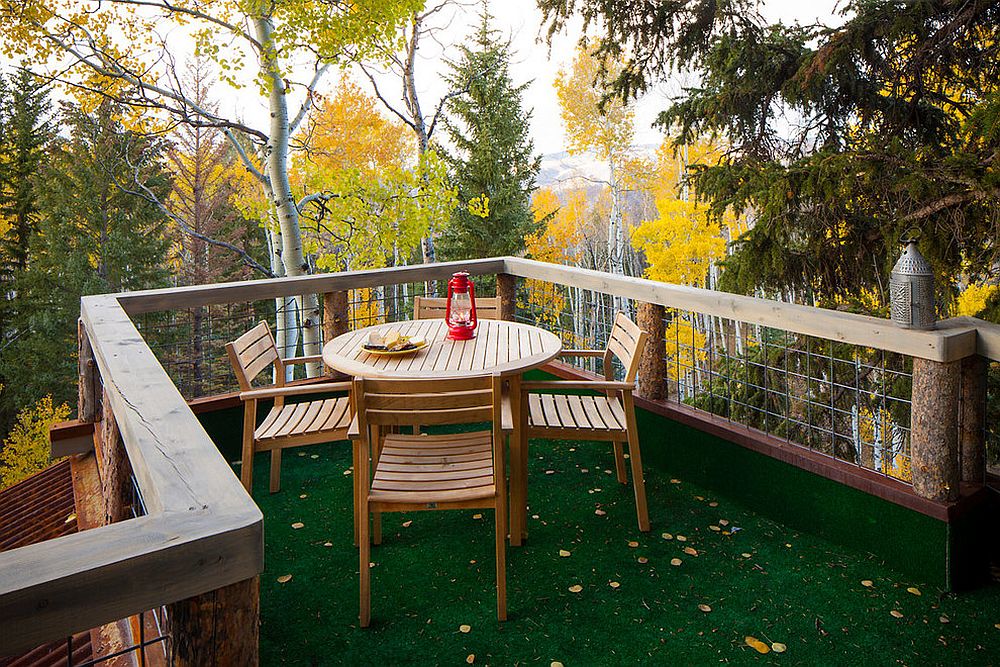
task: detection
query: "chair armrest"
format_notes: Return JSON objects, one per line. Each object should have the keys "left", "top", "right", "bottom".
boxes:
{"left": 557, "top": 349, "right": 604, "bottom": 358}
{"left": 283, "top": 355, "right": 324, "bottom": 366}
{"left": 521, "top": 380, "right": 634, "bottom": 392}
{"left": 499, "top": 392, "right": 514, "bottom": 433}
{"left": 348, "top": 414, "right": 361, "bottom": 440}
{"left": 239, "top": 381, "right": 353, "bottom": 401}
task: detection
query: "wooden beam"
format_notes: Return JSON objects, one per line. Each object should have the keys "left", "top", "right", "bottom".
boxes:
{"left": 502, "top": 258, "right": 978, "bottom": 363}
{"left": 78, "top": 319, "right": 101, "bottom": 423}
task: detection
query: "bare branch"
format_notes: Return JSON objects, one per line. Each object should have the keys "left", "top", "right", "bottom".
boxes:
{"left": 290, "top": 63, "right": 331, "bottom": 136}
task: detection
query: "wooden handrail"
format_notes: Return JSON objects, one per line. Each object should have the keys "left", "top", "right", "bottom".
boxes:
{"left": 3, "top": 255, "right": 998, "bottom": 654}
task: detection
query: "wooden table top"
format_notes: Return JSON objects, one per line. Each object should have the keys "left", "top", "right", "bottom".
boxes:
{"left": 322, "top": 319, "right": 562, "bottom": 379}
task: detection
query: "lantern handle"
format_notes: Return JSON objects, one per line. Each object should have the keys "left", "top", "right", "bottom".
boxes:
{"left": 899, "top": 227, "right": 922, "bottom": 244}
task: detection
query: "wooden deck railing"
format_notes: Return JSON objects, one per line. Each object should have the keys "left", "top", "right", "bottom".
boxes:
{"left": 1, "top": 256, "right": 997, "bottom": 660}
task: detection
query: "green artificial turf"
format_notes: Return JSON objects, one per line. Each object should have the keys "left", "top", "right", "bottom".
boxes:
{"left": 224, "top": 433, "right": 1000, "bottom": 665}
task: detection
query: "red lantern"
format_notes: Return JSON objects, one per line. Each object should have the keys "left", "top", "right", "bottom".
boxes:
{"left": 445, "top": 271, "right": 478, "bottom": 340}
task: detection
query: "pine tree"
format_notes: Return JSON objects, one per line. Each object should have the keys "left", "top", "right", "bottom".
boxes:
{"left": 438, "top": 9, "right": 541, "bottom": 263}
{"left": 0, "top": 101, "right": 171, "bottom": 428}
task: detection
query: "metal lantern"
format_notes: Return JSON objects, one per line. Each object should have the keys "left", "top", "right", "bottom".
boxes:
{"left": 445, "top": 271, "right": 478, "bottom": 340}
{"left": 889, "top": 240, "right": 935, "bottom": 329}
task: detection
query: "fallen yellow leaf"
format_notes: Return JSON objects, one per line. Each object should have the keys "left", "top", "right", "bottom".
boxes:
{"left": 595, "top": 509, "right": 607, "bottom": 516}
{"left": 698, "top": 604, "right": 712, "bottom": 613}
{"left": 861, "top": 580, "right": 874, "bottom": 588}
{"left": 683, "top": 547, "right": 698, "bottom": 556}
{"left": 466, "top": 654, "right": 475, "bottom": 664}
{"left": 291, "top": 522, "right": 304, "bottom": 529}
{"left": 568, "top": 584, "right": 583, "bottom": 593}
{"left": 719, "top": 519, "right": 730, "bottom": 526}
{"left": 638, "top": 557, "right": 649, "bottom": 564}
{"left": 310, "top": 454, "right": 319, "bottom": 459}
{"left": 994, "top": 623, "right": 1000, "bottom": 630}
{"left": 559, "top": 549, "right": 571, "bottom": 557}
{"left": 402, "top": 520, "right": 412, "bottom": 528}
{"left": 745, "top": 636, "right": 769, "bottom": 654}
{"left": 277, "top": 574, "right": 292, "bottom": 583}
{"left": 323, "top": 542, "right": 332, "bottom": 547}
{"left": 472, "top": 513, "right": 483, "bottom": 520}
{"left": 695, "top": 495, "right": 704, "bottom": 501}
{"left": 907, "top": 587, "right": 921, "bottom": 596}
{"left": 609, "top": 581, "right": 620, "bottom": 588}
{"left": 662, "top": 533, "right": 673, "bottom": 540}
{"left": 459, "top": 624, "right": 471, "bottom": 633}
{"left": 771, "top": 642, "right": 787, "bottom": 653}
{"left": 299, "top": 494, "right": 307, "bottom": 499}
{"left": 709, "top": 502, "right": 719, "bottom": 508}
{"left": 709, "top": 525, "right": 721, "bottom": 532}
{"left": 670, "top": 558, "right": 682, "bottom": 566}
{"left": 741, "top": 553, "right": 752, "bottom": 558}
{"left": 677, "top": 535, "right": 688, "bottom": 542}
{"left": 64, "top": 513, "right": 77, "bottom": 524}
{"left": 343, "top": 469, "right": 352, "bottom": 476}
{"left": 551, "top": 662, "right": 565, "bottom": 667}
{"left": 939, "top": 616, "right": 949, "bottom": 624}
{"left": 628, "top": 541, "right": 639, "bottom": 548}
{"left": 890, "top": 610, "right": 904, "bottom": 618}
{"left": 670, "top": 478, "right": 681, "bottom": 484}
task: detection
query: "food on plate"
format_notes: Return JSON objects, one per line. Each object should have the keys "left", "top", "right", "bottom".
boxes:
{"left": 363, "top": 330, "right": 424, "bottom": 352}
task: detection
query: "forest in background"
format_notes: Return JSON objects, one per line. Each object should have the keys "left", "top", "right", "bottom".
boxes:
{"left": 1, "top": 0, "right": 998, "bottom": 488}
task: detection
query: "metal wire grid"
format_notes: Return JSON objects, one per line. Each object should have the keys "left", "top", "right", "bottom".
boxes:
{"left": 987, "top": 361, "right": 1000, "bottom": 475}
{"left": 515, "top": 280, "right": 914, "bottom": 483}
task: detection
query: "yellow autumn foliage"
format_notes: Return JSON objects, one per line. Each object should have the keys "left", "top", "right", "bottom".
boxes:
{"left": 953, "top": 282, "right": 997, "bottom": 316}
{"left": 523, "top": 188, "right": 586, "bottom": 326}
{"left": 0, "top": 394, "right": 71, "bottom": 490}
{"left": 664, "top": 313, "right": 707, "bottom": 381}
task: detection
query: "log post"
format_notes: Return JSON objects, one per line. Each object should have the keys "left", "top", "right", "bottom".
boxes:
{"left": 960, "top": 355, "right": 987, "bottom": 484}
{"left": 78, "top": 319, "right": 102, "bottom": 423}
{"left": 636, "top": 302, "right": 667, "bottom": 401}
{"left": 322, "top": 291, "right": 349, "bottom": 377}
{"left": 910, "top": 357, "right": 961, "bottom": 502}
{"left": 168, "top": 577, "right": 259, "bottom": 666}
{"left": 496, "top": 273, "right": 517, "bottom": 321}
{"left": 98, "top": 389, "right": 132, "bottom": 524}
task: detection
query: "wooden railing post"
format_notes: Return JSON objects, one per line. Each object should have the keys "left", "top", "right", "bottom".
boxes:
{"left": 78, "top": 319, "right": 101, "bottom": 423}
{"left": 322, "top": 291, "right": 349, "bottom": 376}
{"left": 910, "top": 358, "right": 961, "bottom": 501}
{"left": 960, "top": 355, "right": 987, "bottom": 484}
{"left": 497, "top": 273, "right": 517, "bottom": 321}
{"left": 98, "top": 388, "right": 132, "bottom": 524}
{"left": 636, "top": 302, "right": 667, "bottom": 401}
{"left": 168, "top": 576, "right": 259, "bottom": 666}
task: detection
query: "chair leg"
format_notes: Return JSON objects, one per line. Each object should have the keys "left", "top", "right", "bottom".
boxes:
{"left": 240, "top": 403, "right": 256, "bottom": 493}
{"left": 612, "top": 440, "right": 628, "bottom": 484}
{"left": 494, "top": 503, "right": 507, "bottom": 621}
{"left": 519, "top": 429, "right": 529, "bottom": 541}
{"left": 353, "top": 442, "right": 360, "bottom": 547}
{"left": 370, "top": 424, "right": 382, "bottom": 546}
{"left": 509, "top": 428, "right": 525, "bottom": 547}
{"left": 625, "top": 416, "right": 650, "bottom": 532}
{"left": 269, "top": 449, "right": 282, "bottom": 493}
{"left": 359, "top": 497, "right": 371, "bottom": 628}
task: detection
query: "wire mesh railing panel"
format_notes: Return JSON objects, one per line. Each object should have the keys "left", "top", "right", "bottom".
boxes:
{"left": 515, "top": 280, "right": 914, "bottom": 483}
{"left": 987, "top": 361, "right": 1000, "bottom": 475}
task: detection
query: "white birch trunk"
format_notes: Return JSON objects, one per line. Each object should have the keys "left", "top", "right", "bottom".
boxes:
{"left": 254, "top": 16, "right": 322, "bottom": 377}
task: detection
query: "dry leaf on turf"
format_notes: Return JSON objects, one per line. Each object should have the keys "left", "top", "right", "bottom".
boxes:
{"left": 402, "top": 520, "right": 412, "bottom": 528}
{"left": 343, "top": 469, "right": 352, "bottom": 476}
{"left": 771, "top": 642, "right": 787, "bottom": 653}
{"left": 670, "top": 478, "right": 681, "bottom": 484}
{"left": 890, "top": 610, "right": 904, "bottom": 618}
{"left": 277, "top": 574, "right": 292, "bottom": 584}
{"left": 568, "top": 585, "right": 583, "bottom": 593}
{"left": 595, "top": 509, "right": 607, "bottom": 516}
{"left": 299, "top": 494, "right": 307, "bottom": 499}
{"left": 472, "top": 514, "right": 482, "bottom": 520}
{"left": 466, "top": 655, "right": 475, "bottom": 664}
{"left": 559, "top": 549, "right": 571, "bottom": 557}
{"left": 677, "top": 535, "right": 688, "bottom": 542}
{"left": 662, "top": 533, "right": 673, "bottom": 540}
{"left": 323, "top": 542, "right": 332, "bottom": 547}
{"left": 719, "top": 519, "right": 730, "bottom": 526}
{"left": 683, "top": 547, "right": 698, "bottom": 556}
{"left": 695, "top": 495, "right": 704, "bottom": 501}
{"left": 907, "top": 587, "right": 921, "bottom": 596}
{"left": 861, "top": 580, "right": 874, "bottom": 588}
{"left": 551, "top": 662, "right": 565, "bottom": 667}
{"left": 459, "top": 624, "right": 471, "bottom": 633}
{"left": 709, "top": 502, "right": 719, "bottom": 508}
{"left": 745, "top": 636, "right": 770, "bottom": 654}
{"left": 671, "top": 558, "right": 682, "bottom": 566}
{"left": 609, "top": 581, "right": 620, "bottom": 589}
{"left": 628, "top": 541, "right": 639, "bottom": 548}
{"left": 939, "top": 616, "right": 950, "bottom": 624}
{"left": 310, "top": 454, "right": 319, "bottom": 459}
{"left": 638, "top": 557, "right": 649, "bottom": 564}
{"left": 291, "top": 522, "right": 304, "bottom": 529}
{"left": 698, "top": 604, "right": 712, "bottom": 613}
{"left": 710, "top": 525, "right": 721, "bottom": 532}
{"left": 741, "top": 553, "right": 752, "bottom": 558}
{"left": 994, "top": 623, "right": 1000, "bottom": 630}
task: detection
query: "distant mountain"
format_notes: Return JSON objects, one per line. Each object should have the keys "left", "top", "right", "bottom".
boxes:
{"left": 536, "top": 144, "right": 661, "bottom": 195}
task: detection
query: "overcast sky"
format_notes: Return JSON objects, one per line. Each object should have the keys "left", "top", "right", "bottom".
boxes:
{"left": 337, "top": 0, "right": 843, "bottom": 156}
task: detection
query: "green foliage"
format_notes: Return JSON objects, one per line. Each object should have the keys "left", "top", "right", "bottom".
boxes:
{"left": 0, "top": 392, "right": 70, "bottom": 490}
{"left": 439, "top": 9, "right": 541, "bottom": 263}
{"left": 542, "top": 0, "right": 1000, "bottom": 313}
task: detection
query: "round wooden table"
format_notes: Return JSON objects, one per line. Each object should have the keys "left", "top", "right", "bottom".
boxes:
{"left": 321, "top": 318, "right": 562, "bottom": 379}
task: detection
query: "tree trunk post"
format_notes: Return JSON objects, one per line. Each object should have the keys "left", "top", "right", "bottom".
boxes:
{"left": 323, "top": 291, "right": 350, "bottom": 377}
{"left": 960, "top": 355, "right": 987, "bottom": 484}
{"left": 78, "top": 319, "right": 102, "bottom": 423}
{"left": 636, "top": 302, "right": 667, "bottom": 401}
{"left": 168, "top": 577, "right": 259, "bottom": 666}
{"left": 910, "top": 357, "right": 961, "bottom": 502}
{"left": 496, "top": 273, "right": 516, "bottom": 321}
{"left": 98, "top": 389, "right": 132, "bottom": 524}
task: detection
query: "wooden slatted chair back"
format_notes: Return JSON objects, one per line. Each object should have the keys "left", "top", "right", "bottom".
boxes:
{"left": 225, "top": 322, "right": 285, "bottom": 391}
{"left": 413, "top": 296, "right": 502, "bottom": 321}
{"left": 603, "top": 313, "right": 647, "bottom": 383}
{"left": 355, "top": 375, "right": 500, "bottom": 428}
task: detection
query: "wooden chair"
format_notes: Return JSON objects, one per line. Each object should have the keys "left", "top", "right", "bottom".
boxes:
{"left": 226, "top": 322, "right": 353, "bottom": 494}
{"left": 413, "top": 295, "right": 502, "bottom": 320}
{"left": 351, "top": 374, "right": 508, "bottom": 627}
{"left": 512, "top": 312, "right": 649, "bottom": 544}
